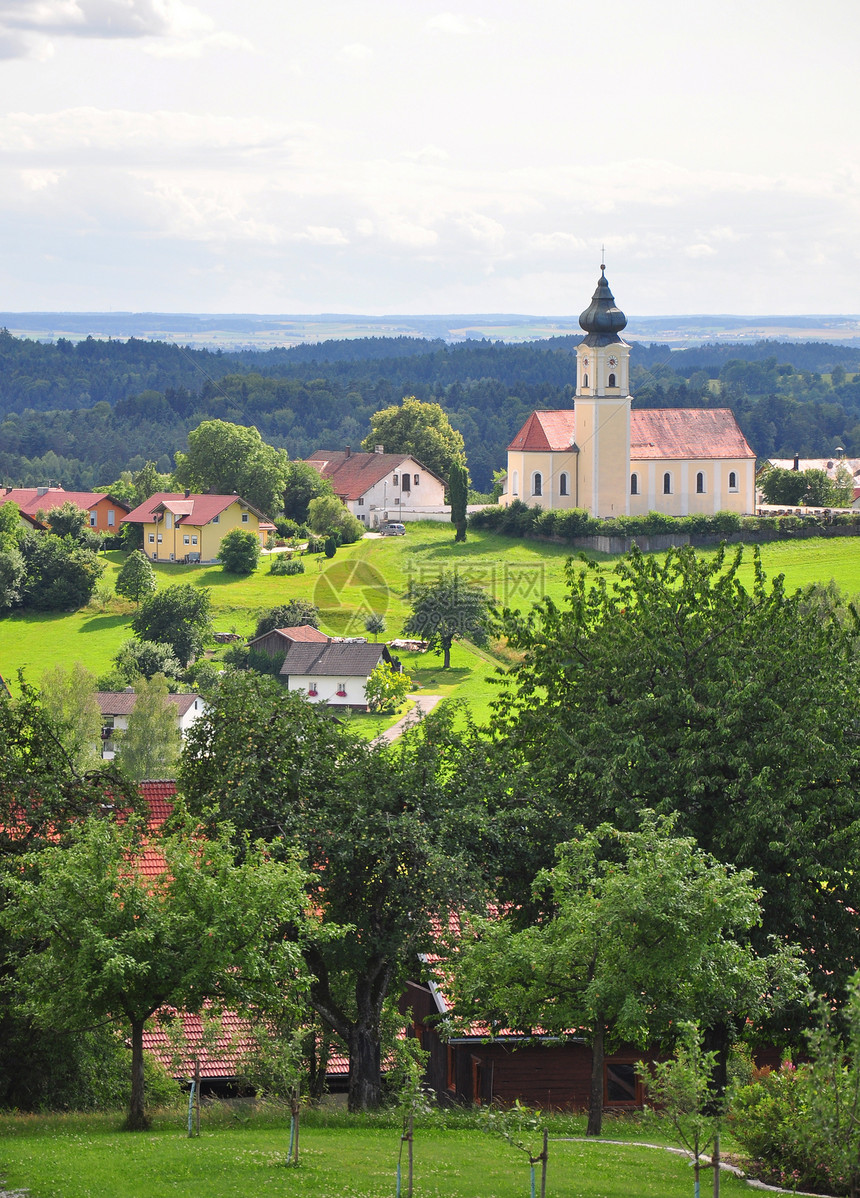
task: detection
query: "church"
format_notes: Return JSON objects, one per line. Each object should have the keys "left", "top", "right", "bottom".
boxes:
{"left": 502, "top": 269, "right": 756, "bottom": 517}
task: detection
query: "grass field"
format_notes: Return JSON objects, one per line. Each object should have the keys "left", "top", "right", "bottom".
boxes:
{"left": 0, "top": 1109, "right": 751, "bottom": 1198}
{"left": 2, "top": 525, "right": 859, "bottom": 731}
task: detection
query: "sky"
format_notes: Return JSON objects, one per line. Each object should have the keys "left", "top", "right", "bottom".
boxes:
{"left": 0, "top": 0, "right": 857, "bottom": 316}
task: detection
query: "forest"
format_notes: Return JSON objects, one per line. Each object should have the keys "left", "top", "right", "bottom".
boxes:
{"left": 0, "top": 329, "right": 859, "bottom": 492}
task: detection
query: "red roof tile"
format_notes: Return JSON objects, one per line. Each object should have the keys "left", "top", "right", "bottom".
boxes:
{"left": 631, "top": 408, "right": 755, "bottom": 460}
{"left": 0, "top": 487, "right": 129, "bottom": 516}
{"left": 122, "top": 493, "right": 265, "bottom": 526}
{"left": 507, "top": 411, "right": 577, "bottom": 452}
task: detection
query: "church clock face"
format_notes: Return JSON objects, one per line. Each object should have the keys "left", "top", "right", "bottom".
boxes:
{"left": 582, "top": 357, "right": 589, "bottom": 367}
{"left": 608, "top": 356, "right": 618, "bottom": 368}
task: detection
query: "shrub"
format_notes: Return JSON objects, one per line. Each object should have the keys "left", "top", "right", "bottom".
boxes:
{"left": 269, "top": 555, "right": 305, "bottom": 576}
{"left": 219, "top": 528, "right": 261, "bottom": 575}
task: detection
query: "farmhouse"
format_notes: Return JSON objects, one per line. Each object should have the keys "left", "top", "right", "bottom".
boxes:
{"left": 122, "top": 492, "right": 270, "bottom": 563}
{"left": 96, "top": 690, "right": 206, "bottom": 759}
{"left": 305, "top": 447, "right": 447, "bottom": 527}
{"left": 502, "top": 268, "right": 757, "bottom": 517}
{"left": 246, "top": 625, "right": 402, "bottom": 709}
{"left": 0, "top": 485, "right": 130, "bottom": 532}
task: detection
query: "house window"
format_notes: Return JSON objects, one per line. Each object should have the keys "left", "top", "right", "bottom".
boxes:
{"left": 559, "top": 472, "right": 568, "bottom": 496}
{"left": 663, "top": 472, "right": 672, "bottom": 495}
{"left": 729, "top": 471, "right": 738, "bottom": 491}
{"left": 336, "top": 682, "right": 347, "bottom": 696}
{"left": 148, "top": 533, "right": 155, "bottom": 543}
{"left": 608, "top": 372, "right": 616, "bottom": 387}
{"left": 192, "top": 535, "right": 198, "bottom": 545}
{"left": 184, "top": 535, "right": 190, "bottom": 545}
{"left": 165, "top": 513, "right": 172, "bottom": 529}
{"left": 394, "top": 497, "right": 401, "bottom": 504}
{"left": 696, "top": 472, "right": 706, "bottom": 494}
{"left": 357, "top": 496, "right": 364, "bottom": 506}
{"left": 157, "top": 533, "right": 163, "bottom": 542}
{"left": 211, "top": 514, "right": 219, "bottom": 523}
{"left": 414, "top": 474, "right": 420, "bottom": 486}
{"left": 393, "top": 475, "right": 399, "bottom": 486}
{"left": 631, "top": 473, "right": 639, "bottom": 496}
{"left": 107, "top": 510, "right": 115, "bottom": 526}
{"left": 401, "top": 474, "right": 411, "bottom": 492}
{"left": 358, "top": 514, "right": 365, "bottom": 522}
{"left": 89, "top": 512, "right": 97, "bottom": 527}
{"left": 242, "top": 512, "right": 249, "bottom": 523}
{"left": 605, "top": 1061, "right": 640, "bottom": 1105}
{"left": 532, "top": 472, "right": 542, "bottom": 497}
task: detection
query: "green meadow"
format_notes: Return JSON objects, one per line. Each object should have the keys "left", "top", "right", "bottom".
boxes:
{"left": 2, "top": 524, "right": 860, "bottom": 731}
{"left": 0, "top": 1108, "right": 751, "bottom": 1198}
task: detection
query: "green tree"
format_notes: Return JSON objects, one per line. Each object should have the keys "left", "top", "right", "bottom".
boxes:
{"left": 218, "top": 527, "right": 261, "bottom": 575}
{"left": 491, "top": 545, "right": 860, "bottom": 1013}
{"left": 115, "top": 550, "right": 157, "bottom": 604}
{"left": 179, "top": 676, "right": 489, "bottom": 1110}
{"left": 448, "top": 458, "right": 468, "bottom": 542}
{"left": 307, "top": 494, "right": 365, "bottom": 543}
{"left": 449, "top": 813, "right": 803, "bottom": 1136}
{"left": 45, "top": 501, "right": 89, "bottom": 541}
{"left": 254, "top": 600, "right": 320, "bottom": 638}
{"left": 113, "top": 639, "right": 183, "bottom": 685}
{"left": 20, "top": 532, "right": 104, "bottom": 611}
{"left": 364, "top": 612, "right": 386, "bottom": 641}
{"left": 404, "top": 570, "right": 489, "bottom": 668}
{"left": 361, "top": 396, "right": 466, "bottom": 482}
{"left": 131, "top": 584, "right": 212, "bottom": 665}
{"left": 0, "top": 545, "right": 25, "bottom": 611}
{"left": 282, "top": 460, "right": 335, "bottom": 523}
{"left": 115, "top": 675, "right": 182, "bottom": 782}
{"left": 38, "top": 663, "right": 102, "bottom": 774}
{"left": 2, "top": 816, "right": 308, "bottom": 1130}
{"left": 173, "top": 420, "right": 289, "bottom": 519}
{"left": 364, "top": 661, "right": 411, "bottom": 712}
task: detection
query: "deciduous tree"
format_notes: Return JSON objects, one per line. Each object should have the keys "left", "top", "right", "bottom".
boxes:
{"left": 38, "top": 663, "right": 102, "bottom": 774}
{"left": 404, "top": 570, "right": 489, "bottom": 667}
{"left": 218, "top": 527, "right": 261, "bottom": 575}
{"left": 131, "top": 583, "right": 212, "bottom": 665}
{"left": 115, "top": 674, "right": 182, "bottom": 782}
{"left": 115, "top": 550, "right": 157, "bottom": 604}
{"left": 254, "top": 600, "right": 320, "bottom": 638}
{"left": 173, "top": 420, "right": 289, "bottom": 519}
{"left": 361, "top": 396, "right": 466, "bottom": 482}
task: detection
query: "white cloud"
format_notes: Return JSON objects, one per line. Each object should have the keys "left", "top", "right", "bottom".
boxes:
{"left": 685, "top": 244, "right": 718, "bottom": 258}
{"left": 337, "top": 42, "right": 372, "bottom": 62}
{"left": 20, "top": 168, "right": 63, "bottom": 190}
{"left": 425, "top": 12, "right": 493, "bottom": 36}
{"left": 0, "top": 0, "right": 250, "bottom": 58}
{"left": 299, "top": 226, "right": 349, "bottom": 246}
{"left": 403, "top": 145, "right": 449, "bottom": 164}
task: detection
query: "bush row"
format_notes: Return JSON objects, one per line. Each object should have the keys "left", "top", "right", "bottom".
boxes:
{"left": 469, "top": 500, "right": 860, "bottom": 543}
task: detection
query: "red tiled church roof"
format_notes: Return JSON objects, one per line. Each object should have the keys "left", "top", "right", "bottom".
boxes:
{"left": 630, "top": 408, "right": 755, "bottom": 460}
{"left": 507, "top": 411, "right": 577, "bottom": 452}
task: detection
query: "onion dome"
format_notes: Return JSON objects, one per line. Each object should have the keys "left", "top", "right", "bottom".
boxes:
{"left": 579, "top": 266, "right": 627, "bottom": 345}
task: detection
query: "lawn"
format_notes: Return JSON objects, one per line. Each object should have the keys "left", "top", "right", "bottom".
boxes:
{"left": 2, "top": 525, "right": 860, "bottom": 732}
{"left": 0, "top": 1109, "right": 752, "bottom": 1198}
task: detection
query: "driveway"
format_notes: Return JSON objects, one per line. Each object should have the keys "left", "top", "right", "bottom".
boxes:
{"left": 374, "top": 694, "right": 443, "bottom": 744}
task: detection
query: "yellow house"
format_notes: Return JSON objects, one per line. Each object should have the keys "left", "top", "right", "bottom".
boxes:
{"left": 503, "top": 268, "right": 757, "bottom": 517}
{"left": 122, "top": 492, "right": 269, "bottom": 563}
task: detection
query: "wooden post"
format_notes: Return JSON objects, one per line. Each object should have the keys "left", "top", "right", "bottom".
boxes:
{"left": 540, "top": 1128, "right": 548, "bottom": 1198}
{"left": 291, "top": 1094, "right": 300, "bottom": 1166}
{"left": 194, "top": 1058, "right": 201, "bottom": 1137}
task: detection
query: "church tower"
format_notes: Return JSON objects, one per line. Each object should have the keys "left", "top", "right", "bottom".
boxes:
{"left": 574, "top": 267, "right": 632, "bottom": 516}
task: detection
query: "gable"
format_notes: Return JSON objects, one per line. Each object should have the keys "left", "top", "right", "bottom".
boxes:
{"left": 508, "top": 411, "right": 577, "bottom": 452}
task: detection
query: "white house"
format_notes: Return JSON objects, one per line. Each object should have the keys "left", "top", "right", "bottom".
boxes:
{"left": 96, "top": 690, "right": 206, "bottom": 759}
{"left": 305, "top": 448, "right": 447, "bottom": 527}
{"left": 278, "top": 640, "right": 402, "bottom": 709}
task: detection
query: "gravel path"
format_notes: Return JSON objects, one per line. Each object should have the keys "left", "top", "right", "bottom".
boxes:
{"left": 373, "top": 694, "right": 443, "bottom": 743}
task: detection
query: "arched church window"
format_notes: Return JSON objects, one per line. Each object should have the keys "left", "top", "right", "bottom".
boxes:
{"left": 663, "top": 472, "right": 672, "bottom": 495}
{"left": 559, "top": 472, "right": 568, "bottom": 496}
{"left": 583, "top": 374, "right": 588, "bottom": 388}
{"left": 532, "top": 472, "right": 542, "bottom": 497}
{"left": 696, "top": 472, "right": 705, "bottom": 494}
{"left": 630, "top": 473, "right": 639, "bottom": 495}
{"left": 608, "top": 373, "right": 616, "bottom": 388}
{"left": 512, "top": 470, "right": 519, "bottom": 496}
{"left": 728, "top": 471, "right": 738, "bottom": 492}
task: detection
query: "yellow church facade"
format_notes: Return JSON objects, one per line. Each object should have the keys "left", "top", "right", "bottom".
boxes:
{"left": 502, "top": 270, "right": 757, "bottom": 518}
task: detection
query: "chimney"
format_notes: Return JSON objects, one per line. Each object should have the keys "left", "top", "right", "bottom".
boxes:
{"left": 375, "top": 445, "right": 384, "bottom": 455}
{"left": 36, "top": 486, "right": 49, "bottom": 497}
{"left": 793, "top": 454, "right": 800, "bottom": 471}
{"left": 345, "top": 445, "right": 351, "bottom": 458}
{"left": 184, "top": 489, "right": 190, "bottom": 498}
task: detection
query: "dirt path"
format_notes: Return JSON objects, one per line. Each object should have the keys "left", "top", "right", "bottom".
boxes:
{"left": 373, "top": 694, "right": 443, "bottom": 744}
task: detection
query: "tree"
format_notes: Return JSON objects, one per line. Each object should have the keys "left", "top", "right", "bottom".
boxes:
{"left": 361, "top": 396, "right": 466, "bottom": 482}
{"left": 307, "top": 494, "right": 365, "bottom": 543}
{"left": 490, "top": 545, "right": 860, "bottom": 1013}
{"left": 758, "top": 465, "right": 846, "bottom": 506}
{"left": 45, "top": 501, "right": 89, "bottom": 541}
{"left": 218, "top": 527, "right": 261, "bottom": 575}
{"left": 0, "top": 544, "right": 25, "bottom": 611}
{"left": 20, "top": 532, "right": 104, "bottom": 611}
{"left": 38, "top": 663, "right": 102, "bottom": 774}
{"left": 115, "top": 550, "right": 157, "bottom": 604}
{"left": 364, "top": 661, "right": 411, "bottom": 712}
{"left": 404, "top": 570, "right": 489, "bottom": 668}
{"left": 179, "top": 675, "right": 489, "bottom": 1110}
{"left": 254, "top": 600, "right": 320, "bottom": 639}
{"left": 2, "top": 816, "right": 308, "bottom": 1129}
{"left": 364, "top": 612, "right": 386, "bottom": 641}
{"left": 131, "top": 584, "right": 212, "bottom": 665}
{"left": 115, "top": 675, "right": 182, "bottom": 782}
{"left": 449, "top": 458, "right": 468, "bottom": 542}
{"left": 449, "top": 813, "right": 804, "bottom": 1136}
{"left": 283, "top": 460, "right": 335, "bottom": 523}
{"left": 173, "top": 420, "right": 289, "bottom": 519}
{"left": 113, "top": 639, "right": 183, "bottom": 685}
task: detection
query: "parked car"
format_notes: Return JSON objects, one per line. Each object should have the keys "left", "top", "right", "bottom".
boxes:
{"left": 380, "top": 523, "right": 406, "bottom": 536}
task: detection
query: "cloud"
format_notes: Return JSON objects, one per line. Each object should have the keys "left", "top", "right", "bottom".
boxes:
{"left": 337, "top": 42, "right": 372, "bottom": 62}
{"left": 425, "top": 12, "right": 493, "bottom": 36}
{"left": 684, "top": 243, "right": 718, "bottom": 258}
{"left": 0, "top": 0, "right": 250, "bottom": 58}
